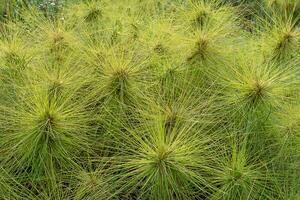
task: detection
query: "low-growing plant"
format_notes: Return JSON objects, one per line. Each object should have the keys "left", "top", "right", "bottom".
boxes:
{"left": 0, "top": 0, "right": 299, "bottom": 199}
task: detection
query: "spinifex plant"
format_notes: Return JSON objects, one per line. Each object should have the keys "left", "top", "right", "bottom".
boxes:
{"left": 0, "top": 0, "right": 299, "bottom": 199}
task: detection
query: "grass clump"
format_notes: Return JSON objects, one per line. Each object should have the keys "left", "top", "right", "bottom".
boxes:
{"left": 111, "top": 113, "right": 219, "bottom": 199}
{"left": 0, "top": 83, "right": 92, "bottom": 178}
{"left": 211, "top": 137, "right": 275, "bottom": 200}
{"left": 258, "top": 15, "right": 300, "bottom": 61}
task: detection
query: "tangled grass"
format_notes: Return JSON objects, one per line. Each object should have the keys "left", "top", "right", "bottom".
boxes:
{"left": 0, "top": 0, "right": 299, "bottom": 199}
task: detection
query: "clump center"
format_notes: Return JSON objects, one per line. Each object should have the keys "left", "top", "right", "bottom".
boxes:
{"left": 40, "top": 110, "right": 56, "bottom": 133}
{"left": 85, "top": 8, "right": 102, "bottom": 22}
{"left": 247, "top": 80, "right": 266, "bottom": 104}
{"left": 155, "top": 146, "right": 172, "bottom": 170}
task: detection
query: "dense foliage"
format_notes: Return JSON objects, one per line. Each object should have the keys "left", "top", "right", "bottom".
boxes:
{"left": 0, "top": 0, "right": 299, "bottom": 199}
{"left": 0, "top": 0, "right": 64, "bottom": 20}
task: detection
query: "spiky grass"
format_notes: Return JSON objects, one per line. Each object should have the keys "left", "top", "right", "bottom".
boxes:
{"left": 137, "top": 18, "right": 183, "bottom": 61}
{"left": 175, "top": 0, "right": 242, "bottom": 64}
{"left": 64, "top": 0, "right": 107, "bottom": 29}
{"left": 0, "top": 29, "right": 34, "bottom": 84}
{"left": 211, "top": 136, "right": 276, "bottom": 200}
{"left": 17, "top": 9, "right": 81, "bottom": 62}
{"left": 0, "top": 0, "right": 299, "bottom": 199}
{"left": 264, "top": 0, "right": 300, "bottom": 18}
{"left": 0, "top": 62, "right": 93, "bottom": 189}
{"left": 0, "top": 166, "right": 34, "bottom": 199}
{"left": 72, "top": 167, "right": 113, "bottom": 200}
{"left": 214, "top": 54, "right": 299, "bottom": 125}
{"left": 272, "top": 103, "right": 300, "bottom": 141}
{"left": 87, "top": 43, "right": 151, "bottom": 105}
{"left": 181, "top": 0, "right": 237, "bottom": 31}
{"left": 269, "top": 103, "right": 300, "bottom": 169}
{"left": 258, "top": 13, "right": 300, "bottom": 61}
{"left": 109, "top": 104, "right": 220, "bottom": 199}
